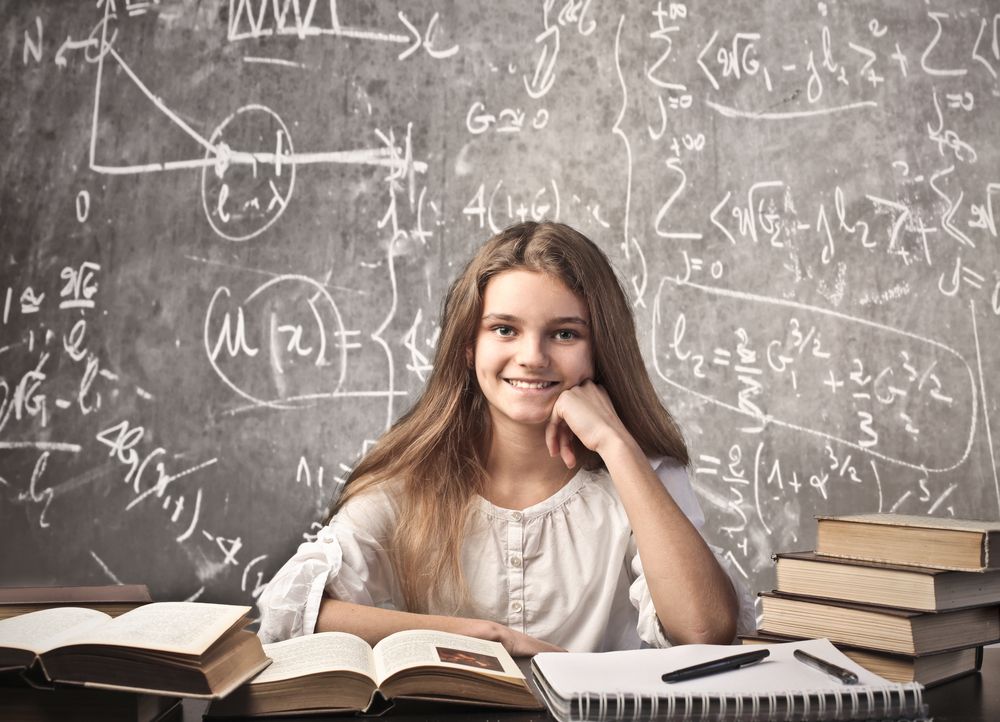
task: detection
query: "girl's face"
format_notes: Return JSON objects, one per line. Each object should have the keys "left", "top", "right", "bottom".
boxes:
{"left": 471, "top": 270, "right": 594, "bottom": 430}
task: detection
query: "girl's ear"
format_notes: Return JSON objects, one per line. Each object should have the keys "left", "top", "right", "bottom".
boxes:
{"left": 465, "top": 346, "right": 474, "bottom": 368}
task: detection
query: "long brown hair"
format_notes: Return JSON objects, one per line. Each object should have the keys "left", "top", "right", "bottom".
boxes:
{"left": 329, "top": 222, "right": 689, "bottom": 612}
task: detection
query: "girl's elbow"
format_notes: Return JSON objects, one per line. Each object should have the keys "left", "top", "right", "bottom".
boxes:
{"left": 668, "top": 611, "right": 738, "bottom": 646}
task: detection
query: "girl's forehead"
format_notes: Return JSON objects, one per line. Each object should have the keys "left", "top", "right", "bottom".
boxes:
{"left": 482, "top": 270, "right": 588, "bottom": 319}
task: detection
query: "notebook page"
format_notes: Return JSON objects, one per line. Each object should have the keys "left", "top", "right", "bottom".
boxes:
{"left": 534, "top": 638, "right": 895, "bottom": 698}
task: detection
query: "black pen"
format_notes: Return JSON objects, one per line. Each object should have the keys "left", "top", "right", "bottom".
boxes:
{"left": 661, "top": 648, "right": 770, "bottom": 683}
{"left": 793, "top": 649, "right": 859, "bottom": 685}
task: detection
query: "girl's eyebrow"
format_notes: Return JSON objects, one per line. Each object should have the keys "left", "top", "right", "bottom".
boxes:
{"left": 482, "top": 312, "right": 589, "bottom": 326}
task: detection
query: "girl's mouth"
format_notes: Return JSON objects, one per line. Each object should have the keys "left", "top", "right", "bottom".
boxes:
{"left": 504, "top": 379, "right": 557, "bottom": 390}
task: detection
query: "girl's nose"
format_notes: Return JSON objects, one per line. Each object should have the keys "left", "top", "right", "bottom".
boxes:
{"left": 515, "top": 336, "right": 548, "bottom": 368}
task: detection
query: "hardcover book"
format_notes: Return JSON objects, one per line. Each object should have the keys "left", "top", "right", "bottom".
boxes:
{"left": 0, "top": 585, "right": 152, "bottom": 621}
{"left": 774, "top": 551, "right": 1000, "bottom": 611}
{"left": 759, "top": 591, "right": 1000, "bottom": 655}
{"left": 740, "top": 633, "right": 982, "bottom": 687}
{"left": 207, "top": 629, "right": 541, "bottom": 717}
{"left": 816, "top": 514, "right": 1000, "bottom": 571}
{"left": 0, "top": 602, "right": 269, "bottom": 699}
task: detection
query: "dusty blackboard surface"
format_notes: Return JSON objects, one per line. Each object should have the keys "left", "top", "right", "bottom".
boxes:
{"left": 1, "top": 0, "right": 998, "bottom": 609}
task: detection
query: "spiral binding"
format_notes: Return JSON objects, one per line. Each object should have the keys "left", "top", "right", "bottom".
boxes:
{"left": 570, "top": 683, "right": 925, "bottom": 721}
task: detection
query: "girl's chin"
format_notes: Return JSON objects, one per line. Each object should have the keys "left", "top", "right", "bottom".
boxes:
{"left": 488, "top": 406, "right": 553, "bottom": 428}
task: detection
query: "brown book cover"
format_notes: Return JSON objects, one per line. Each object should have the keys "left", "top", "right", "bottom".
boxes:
{"left": 739, "top": 632, "right": 981, "bottom": 687}
{"left": 0, "top": 585, "right": 152, "bottom": 605}
{"left": 816, "top": 514, "right": 1000, "bottom": 571}
{"left": 758, "top": 590, "right": 1000, "bottom": 655}
{"left": 0, "top": 585, "right": 152, "bottom": 621}
{"left": 774, "top": 551, "right": 1000, "bottom": 611}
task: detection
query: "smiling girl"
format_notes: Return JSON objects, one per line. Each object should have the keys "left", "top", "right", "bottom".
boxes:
{"left": 258, "top": 222, "right": 754, "bottom": 653}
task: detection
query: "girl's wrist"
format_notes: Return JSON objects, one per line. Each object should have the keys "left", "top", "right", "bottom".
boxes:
{"left": 460, "top": 617, "right": 501, "bottom": 642}
{"left": 595, "top": 429, "right": 642, "bottom": 462}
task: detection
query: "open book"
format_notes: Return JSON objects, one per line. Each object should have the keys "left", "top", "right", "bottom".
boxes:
{"left": 0, "top": 602, "right": 269, "bottom": 699}
{"left": 531, "top": 638, "right": 926, "bottom": 722}
{"left": 207, "top": 629, "right": 541, "bottom": 717}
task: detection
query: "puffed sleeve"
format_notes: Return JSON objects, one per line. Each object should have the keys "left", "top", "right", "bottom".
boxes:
{"left": 628, "top": 457, "right": 757, "bottom": 647}
{"left": 256, "top": 484, "right": 403, "bottom": 643}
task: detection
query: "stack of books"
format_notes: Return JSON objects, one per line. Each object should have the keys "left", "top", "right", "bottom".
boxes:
{"left": 747, "top": 513, "right": 1000, "bottom": 687}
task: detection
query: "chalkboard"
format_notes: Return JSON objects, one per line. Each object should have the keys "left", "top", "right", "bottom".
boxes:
{"left": 2, "top": 0, "right": 998, "bottom": 610}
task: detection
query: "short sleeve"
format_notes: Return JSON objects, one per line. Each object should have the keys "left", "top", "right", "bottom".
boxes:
{"left": 256, "top": 485, "right": 402, "bottom": 643}
{"left": 629, "top": 457, "right": 757, "bottom": 647}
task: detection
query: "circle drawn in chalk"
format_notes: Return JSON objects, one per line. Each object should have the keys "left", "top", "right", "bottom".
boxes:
{"left": 201, "top": 104, "right": 296, "bottom": 242}
{"left": 204, "top": 276, "right": 348, "bottom": 410}
{"left": 85, "top": 16, "right": 117, "bottom": 63}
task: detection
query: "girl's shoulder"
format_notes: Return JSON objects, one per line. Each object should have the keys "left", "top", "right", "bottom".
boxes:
{"left": 333, "top": 478, "right": 405, "bottom": 530}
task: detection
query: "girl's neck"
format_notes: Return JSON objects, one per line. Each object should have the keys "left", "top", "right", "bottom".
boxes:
{"left": 483, "top": 417, "right": 578, "bottom": 509}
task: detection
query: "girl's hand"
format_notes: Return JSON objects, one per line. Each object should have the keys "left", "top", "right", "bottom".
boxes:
{"left": 545, "top": 380, "right": 633, "bottom": 468}
{"left": 485, "top": 622, "right": 567, "bottom": 655}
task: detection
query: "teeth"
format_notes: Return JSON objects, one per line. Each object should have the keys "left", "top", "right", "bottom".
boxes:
{"left": 507, "top": 379, "right": 554, "bottom": 389}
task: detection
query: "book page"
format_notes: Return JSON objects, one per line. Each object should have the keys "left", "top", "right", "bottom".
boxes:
{"left": 249, "top": 632, "right": 377, "bottom": 685}
{"left": 533, "top": 639, "right": 897, "bottom": 699}
{"left": 55, "top": 602, "right": 249, "bottom": 655}
{"left": 373, "top": 630, "right": 522, "bottom": 685}
{"left": 823, "top": 514, "right": 1000, "bottom": 532}
{"left": 0, "top": 607, "right": 110, "bottom": 655}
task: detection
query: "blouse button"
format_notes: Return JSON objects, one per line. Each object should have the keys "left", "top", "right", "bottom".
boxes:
{"left": 511, "top": 601, "right": 523, "bottom": 612}
{"left": 511, "top": 511, "right": 523, "bottom": 522}
{"left": 510, "top": 555, "right": 523, "bottom": 568}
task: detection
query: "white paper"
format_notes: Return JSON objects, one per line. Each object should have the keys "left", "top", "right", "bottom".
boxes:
{"left": 533, "top": 638, "right": 899, "bottom": 698}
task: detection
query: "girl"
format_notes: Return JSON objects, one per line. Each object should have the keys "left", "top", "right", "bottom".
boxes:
{"left": 258, "top": 222, "right": 754, "bottom": 653}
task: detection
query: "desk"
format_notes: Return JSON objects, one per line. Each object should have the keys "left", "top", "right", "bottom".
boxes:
{"left": 184, "top": 649, "right": 1000, "bottom": 721}
{"left": 923, "top": 647, "right": 1000, "bottom": 722}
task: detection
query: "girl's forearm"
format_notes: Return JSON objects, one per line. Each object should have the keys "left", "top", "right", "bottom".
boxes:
{"left": 600, "top": 436, "right": 739, "bottom": 645}
{"left": 315, "top": 598, "right": 565, "bottom": 655}
{"left": 316, "top": 597, "right": 493, "bottom": 646}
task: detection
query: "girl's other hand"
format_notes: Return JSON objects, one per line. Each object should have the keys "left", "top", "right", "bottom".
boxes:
{"left": 494, "top": 624, "right": 567, "bottom": 655}
{"left": 545, "top": 380, "right": 631, "bottom": 468}
{"left": 472, "top": 620, "right": 566, "bottom": 655}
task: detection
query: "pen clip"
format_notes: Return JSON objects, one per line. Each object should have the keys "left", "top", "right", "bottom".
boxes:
{"left": 793, "top": 649, "right": 859, "bottom": 685}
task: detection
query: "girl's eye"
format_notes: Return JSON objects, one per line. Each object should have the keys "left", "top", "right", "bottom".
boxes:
{"left": 554, "top": 329, "right": 578, "bottom": 341}
{"left": 493, "top": 325, "right": 515, "bottom": 337}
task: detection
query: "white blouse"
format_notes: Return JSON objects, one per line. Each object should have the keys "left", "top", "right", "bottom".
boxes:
{"left": 256, "top": 458, "right": 757, "bottom": 652}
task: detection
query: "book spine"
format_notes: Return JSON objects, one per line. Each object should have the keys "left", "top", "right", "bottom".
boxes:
{"left": 569, "top": 683, "right": 925, "bottom": 721}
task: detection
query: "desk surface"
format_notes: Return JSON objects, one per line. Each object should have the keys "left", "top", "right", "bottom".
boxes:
{"left": 184, "top": 648, "right": 1000, "bottom": 721}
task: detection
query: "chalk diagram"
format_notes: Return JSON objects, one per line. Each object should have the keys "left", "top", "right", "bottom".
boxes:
{"left": 85, "top": 2, "right": 428, "bottom": 242}
{"left": 71, "top": 2, "right": 429, "bottom": 419}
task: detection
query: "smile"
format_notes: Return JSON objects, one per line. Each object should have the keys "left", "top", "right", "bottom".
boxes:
{"left": 504, "top": 379, "right": 557, "bottom": 390}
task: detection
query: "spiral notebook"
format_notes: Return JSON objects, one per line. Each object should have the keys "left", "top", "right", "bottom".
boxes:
{"left": 530, "top": 638, "right": 927, "bottom": 721}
